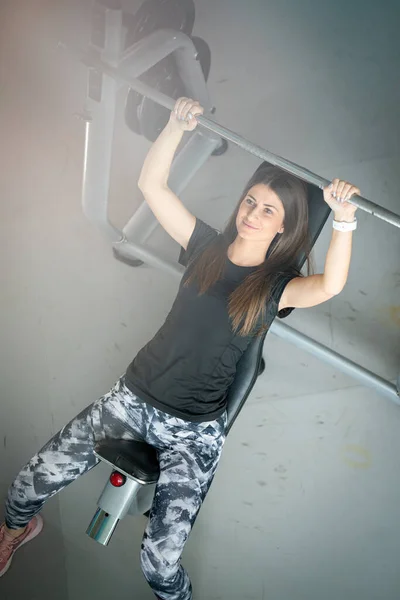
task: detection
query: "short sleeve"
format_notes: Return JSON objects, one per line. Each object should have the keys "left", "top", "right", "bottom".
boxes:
{"left": 178, "top": 218, "right": 219, "bottom": 267}
{"left": 272, "top": 272, "right": 299, "bottom": 320}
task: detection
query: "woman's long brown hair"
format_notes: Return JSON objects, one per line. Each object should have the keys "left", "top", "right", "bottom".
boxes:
{"left": 185, "top": 163, "right": 314, "bottom": 336}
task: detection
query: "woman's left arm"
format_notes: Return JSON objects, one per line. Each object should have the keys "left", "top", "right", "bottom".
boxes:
{"left": 279, "top": 178, "right": 361, "bottom": 310}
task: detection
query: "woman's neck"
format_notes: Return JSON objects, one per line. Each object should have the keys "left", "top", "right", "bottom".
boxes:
{"left": 227, "top": 236, "right": 273, "bottom": 267}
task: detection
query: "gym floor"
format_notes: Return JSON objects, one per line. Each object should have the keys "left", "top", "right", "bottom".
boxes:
{"left": 0, "top": 1, "right": 399, "bottom": 599}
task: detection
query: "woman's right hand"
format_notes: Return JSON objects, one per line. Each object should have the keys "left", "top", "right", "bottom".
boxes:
{"left": 169, "top": 97, "right": 204, "bottom": 132}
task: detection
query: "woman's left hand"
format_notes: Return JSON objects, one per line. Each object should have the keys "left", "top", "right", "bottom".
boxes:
{"left": 323, "top": 178, "right": 361, "bottom": 221}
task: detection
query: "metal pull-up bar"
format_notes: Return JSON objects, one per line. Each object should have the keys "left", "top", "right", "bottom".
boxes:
{"left": 81, "top": 47, "right": 400, "bottom": 230}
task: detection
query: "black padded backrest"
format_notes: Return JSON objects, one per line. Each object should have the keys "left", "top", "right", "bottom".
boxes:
{"left": 225, "top": 176, "right": 331, "bottom": 434}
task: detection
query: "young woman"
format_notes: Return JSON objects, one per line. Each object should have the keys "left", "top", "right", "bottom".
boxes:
{"left": 0, "top": 97, "right": 360, "bottom": 599}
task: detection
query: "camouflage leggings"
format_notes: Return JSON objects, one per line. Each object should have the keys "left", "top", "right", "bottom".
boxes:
{"left": 5, "top": 375, "right": 227, "bottom": 600}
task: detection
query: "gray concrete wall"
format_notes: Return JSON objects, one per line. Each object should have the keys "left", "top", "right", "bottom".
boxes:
{"left": 1, "top": 1, "right": 399, "bottom": 599}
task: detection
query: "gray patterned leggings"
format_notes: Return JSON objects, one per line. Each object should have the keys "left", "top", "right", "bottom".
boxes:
{"left": 4, "top": 375, "right": 227, "bottom": 600}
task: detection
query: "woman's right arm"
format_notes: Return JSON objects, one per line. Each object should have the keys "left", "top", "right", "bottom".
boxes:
{"left": 138, "top": 98, "right": 203, "bottom": 250}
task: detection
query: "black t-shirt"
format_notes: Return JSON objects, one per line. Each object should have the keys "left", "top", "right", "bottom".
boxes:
{"left": 125, "top": 219, "right": 296, "bottom": 422}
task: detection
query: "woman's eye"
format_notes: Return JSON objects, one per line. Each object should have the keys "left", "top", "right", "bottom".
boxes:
{"left": 246, "top": 198, "right": 254, "bottom": 205}
{"left": 265, "top": 208, "right": 272, "bottom": 214}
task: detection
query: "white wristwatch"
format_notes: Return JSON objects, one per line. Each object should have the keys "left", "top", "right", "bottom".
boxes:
{"left": 333, "top": 218, "right": 357, "bottom": 232}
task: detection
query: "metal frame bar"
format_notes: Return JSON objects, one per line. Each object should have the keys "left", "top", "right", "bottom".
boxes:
{"left": 271, "top": 322, "right": 399, "bottom": 404}
{"left": 81, "top": 6, "right": 123, "bottom": 241}
{"left": 79, "top": 6, "right": 399, "bottom": 403}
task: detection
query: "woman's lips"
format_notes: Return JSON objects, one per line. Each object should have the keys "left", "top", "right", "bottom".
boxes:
{"left": 243, "top": 220, "right": 258, "bottom": 230}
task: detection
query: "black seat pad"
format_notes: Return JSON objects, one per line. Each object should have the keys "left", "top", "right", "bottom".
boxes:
{"left": 95, "top": 439, "right": 160, "bottom": 484}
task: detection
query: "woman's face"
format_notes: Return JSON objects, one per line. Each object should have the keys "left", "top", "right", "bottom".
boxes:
{"left": 235, "top": 183, "right": 285, "bottom": 242}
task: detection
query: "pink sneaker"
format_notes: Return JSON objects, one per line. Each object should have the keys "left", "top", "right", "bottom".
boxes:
{"left": 0, "top": 515, "right": 44, "bottom": 577}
